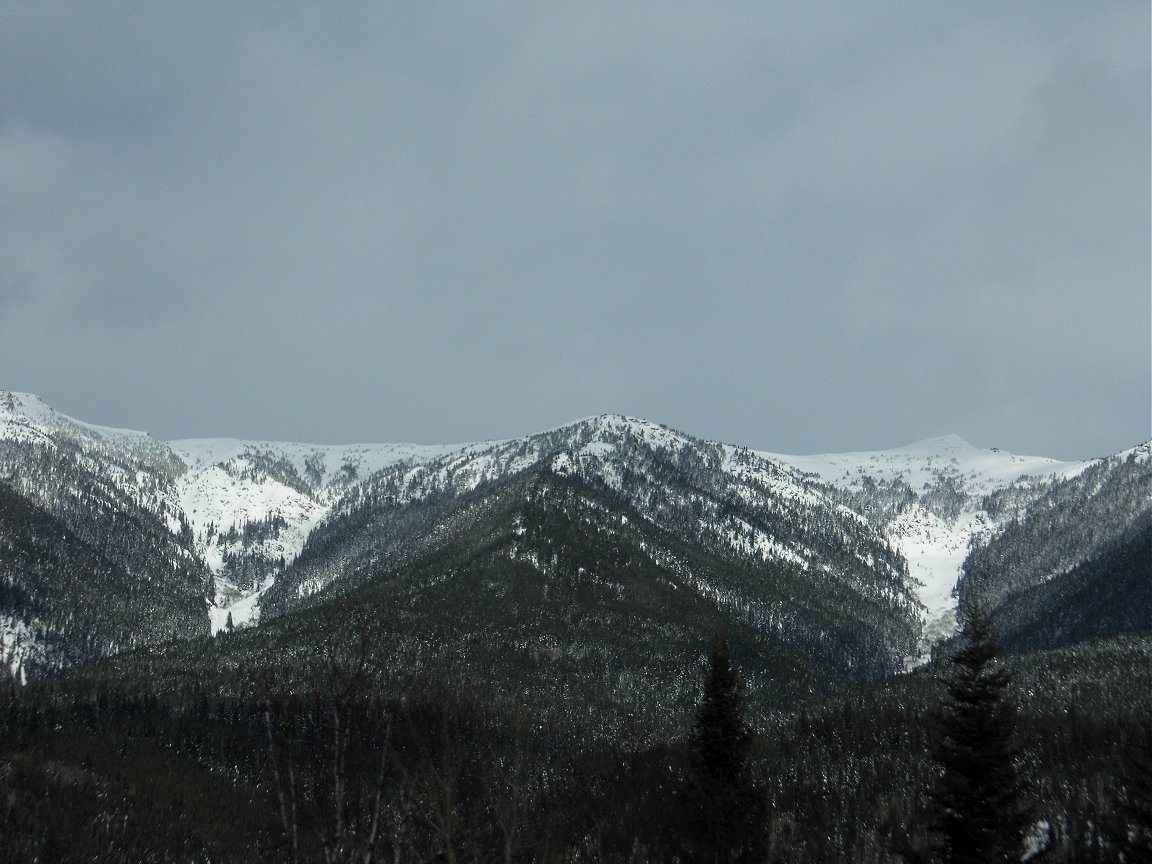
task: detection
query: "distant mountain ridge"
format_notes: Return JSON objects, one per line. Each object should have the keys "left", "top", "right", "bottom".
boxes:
{"left": 763, "top": 434, "right": 1093, "bottom": 663}
{"left": 0, "top": 389, "right": 1145, "bottom": 683}
{"left": 258, "top": 414, "right": 922, "bottom": 687}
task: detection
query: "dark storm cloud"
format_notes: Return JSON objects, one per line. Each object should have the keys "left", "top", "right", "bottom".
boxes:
{"left": 0, "top": 2, "right": 1147, "bottom": 459}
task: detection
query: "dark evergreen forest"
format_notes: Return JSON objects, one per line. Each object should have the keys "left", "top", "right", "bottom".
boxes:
{"left": 0, "top": 620, "right": 1147, "bottom": 862}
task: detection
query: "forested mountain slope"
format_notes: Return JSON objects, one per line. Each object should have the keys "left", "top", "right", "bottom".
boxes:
{"left": 962, "top": 442, "right": 1152, "bottom": 651}
{"left": 0, "top": 392, "right": 1147, "bottom": 862}
{"left": 0, "top": 484, "right": 195, "bottom": 679}
{"left": 0, "top": 392, "right": 210, "bottom": 667}
{"left": 261, "top": 415, "right": 922, "bottom": 681}
{"left": 992, "top": 513, "right": 1152, "bottom": 654}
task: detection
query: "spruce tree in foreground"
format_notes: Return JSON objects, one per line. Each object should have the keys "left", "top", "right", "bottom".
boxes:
{"left": 1114, "top": 711, "right": 1152, "bottom": 864}
{"left": 932, "top": 597, "right": 1033, "bottom": 863}
{"left": 686, "top": 632, "right": 768, "bottom": 863}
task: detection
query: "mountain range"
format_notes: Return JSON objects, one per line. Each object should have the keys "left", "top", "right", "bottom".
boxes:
{"left": 2, "top": 388, "right": 1147, "bottom": 695}
{"left": 2, "top": 388, "right": 1150, "bottom": 861}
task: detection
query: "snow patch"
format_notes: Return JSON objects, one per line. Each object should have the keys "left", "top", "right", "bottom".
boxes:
{"left": 174, "top": 463, "right": 327, "bottom": 574}
{"left": 0, "top": 615, "right": 45, "bottom": 684}
{"left": 210, "top": 573, "right": 276, "bottom": 634}
{"left": 892, "top": 508, "right": 998, "bottom": 668}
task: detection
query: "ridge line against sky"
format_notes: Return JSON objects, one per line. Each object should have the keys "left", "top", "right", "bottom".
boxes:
{"left": 1, "top": 2, "right": 1148, "bottom": 461}
{"left": 2, "top": 388, "right": 1140, "bottom": 463}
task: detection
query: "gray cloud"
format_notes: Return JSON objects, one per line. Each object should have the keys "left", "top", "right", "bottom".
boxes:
{"left": 0, "top": 2, "right": 1146, "bottom": 459}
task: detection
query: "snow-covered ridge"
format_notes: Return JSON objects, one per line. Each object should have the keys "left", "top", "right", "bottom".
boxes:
{"left": 0, "top": 390, "right": 173, "bottom": 467}
{"left": 333, "top": 413, "right": 805, "bottom": 511}
{"left": 0, "top": 390, "right": 501, "bottom": 636}
{"left": 264, "top": 411, "right": 921, "bottom": 674}
{"left": 289, "top": 413, "right": 906, "bottom": 615}
{"left": 168, "top": 438, "right": 490, "bottom": 632}
{"left": 762, "top": 436, "right": 1094, "bottom": 666}
{"left": 1115, "top": 440, "right": 1152, "bottom": 465}
{"left": 0, "top": 389, "right": 188, "bottom": 540}
{"left": 169, "top": 438, "right": 476, "bottom": 488}
{"left": 1, "top": 615, "right": 44, "bottom": 685}
{"left": 760, "top": 434, "right": 1088, "bottom": 497}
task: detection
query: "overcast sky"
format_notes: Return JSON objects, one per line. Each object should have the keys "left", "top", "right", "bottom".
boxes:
{"left": 1, "top": 2, "right": 1147, "bottom": 459}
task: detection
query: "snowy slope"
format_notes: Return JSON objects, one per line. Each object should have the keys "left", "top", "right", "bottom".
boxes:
{"left": 168, "top": 438, "right": 485, "bottom": 631}
{"left": 762, "top": 436, "right": 1090, "bottom": 664}
{"left": 170, "top": 438, "right": 474, "bottom": 489}
{"left": 0, "top": 390, "right": 188, "bottom": 527}
{"left": 964, "top": 440, "right": 1152, "bottom": 612}
{"left": 1, "top": 390, "right": 159, "bottom": 451}
{"left": 762, "top": 434, "right": 1087, "bottom": 497}
{"left": 0, "top": 394, "right": 500, "bottom": 636}
{"left": 0, "top": 389, "right": 199, "bottom": 561}
{"left": 0, "top": 392, "right": 488, "bottom": 637}
{"left": 0, "top": 615, "right": 44, "bottom": 685}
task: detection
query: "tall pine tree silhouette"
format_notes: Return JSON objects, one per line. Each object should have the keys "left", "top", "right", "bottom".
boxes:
{"left": 686, "top": 632, "right": 768, "bottom": 863}
{"left": 932, "top": 597, "right": 1034, "bottom": 863}
{"left": 1113, "top": 711, "right": 1152, "bottom": 864}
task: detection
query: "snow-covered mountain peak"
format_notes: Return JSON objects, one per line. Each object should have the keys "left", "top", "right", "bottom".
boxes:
{"left": 0, "top": 389, "right": 159, "bottom": 451}
{"left": 0, "top": 390, "right": 184, "bottom": 523}
{"left": 1116, "top": 440, "right": 1152, "bottom": 464}
{"left": 538, "top": 413, "right": 689, "bottom": 451}
{"left": 896, "top": 433, "right": 976, "bottom": 453}
{"left": 0, "top": 390, "right": 53, "bottom": 422}
{"left": 365, "top": 414, "right": 733, "bottom": 512}
{"left": 271, "top": 412, "right": 922, "bottom": 668}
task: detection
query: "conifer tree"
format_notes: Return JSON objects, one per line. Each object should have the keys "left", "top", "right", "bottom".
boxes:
{"left": 1114, "top": 711, "right": 1152, "bottom": 864}
{"left": 932, "top": 597, "right": 1033, "bottom": 863}
{"left": 685, "top": 632, "right": 768, "bottom": 863}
